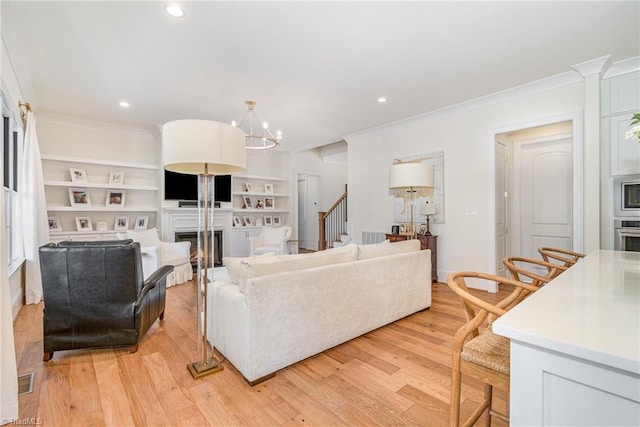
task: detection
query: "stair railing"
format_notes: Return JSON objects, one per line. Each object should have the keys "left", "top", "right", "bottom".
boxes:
{"left": 318, "top": 191, "right": 348, "bottom": 251}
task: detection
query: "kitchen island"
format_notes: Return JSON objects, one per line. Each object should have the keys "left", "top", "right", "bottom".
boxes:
{"left": 492, "top": 250, "right": 640, "bottom": 426}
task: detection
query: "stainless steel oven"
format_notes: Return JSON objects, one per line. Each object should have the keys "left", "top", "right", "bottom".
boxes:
{"left": 614, "top": 220, "right": 640, "bottom": 252}
{"left": 614, "top": 175, "right": 640, "bottom": 217}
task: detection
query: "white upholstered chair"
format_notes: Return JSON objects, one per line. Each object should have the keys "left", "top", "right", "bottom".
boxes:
{"left": 249, "top": 226, "right": 292, "bottom": 256}
{"left": 116, "top": 228, "right": 192, "bottom": 287}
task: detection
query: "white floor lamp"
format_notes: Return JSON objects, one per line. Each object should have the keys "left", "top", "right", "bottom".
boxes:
{"left": 162, "top": 120, "right": 246, "bottom": 379}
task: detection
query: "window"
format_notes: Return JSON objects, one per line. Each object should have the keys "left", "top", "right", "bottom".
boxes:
{"left": 2, "top": 99, "right": 24, "bottom": 274}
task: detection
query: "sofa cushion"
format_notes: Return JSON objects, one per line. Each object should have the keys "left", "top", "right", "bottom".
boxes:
{"left": 357, "top": 238, "right": 420, "bottom": 260}
{"left": 262, "top": 226, "right": 288, "bottom": 246}
{"left": 238, "top": 243, "right": 358, "bottom": 293}
{"left": 223, "top": 253, "right": 275, "bottom": 284}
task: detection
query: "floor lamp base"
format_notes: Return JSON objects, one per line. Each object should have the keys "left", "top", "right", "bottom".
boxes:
{"left": 187, "top": 357, "right": 223, "bottom": 379}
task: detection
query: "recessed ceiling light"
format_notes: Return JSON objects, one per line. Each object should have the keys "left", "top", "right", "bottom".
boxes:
{"left": 166, "top": 4, "right": 184, "bottom": 18}
{"left": 377, "top": 97, "right": 388, "bottom": 103}
{"left": 119, "top": 101, "right": 130, "bottom": 108}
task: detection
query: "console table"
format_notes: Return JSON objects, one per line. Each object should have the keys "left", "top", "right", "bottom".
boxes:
{"left": 386, "top": 234, "right": 437, "bottom": 282}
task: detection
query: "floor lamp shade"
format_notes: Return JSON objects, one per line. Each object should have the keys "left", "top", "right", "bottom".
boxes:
{"left": 161, "top": 119, "right": 246, "bottom": 379}
{"left": 162, "top": 119, "right": 246, "bottom": 175}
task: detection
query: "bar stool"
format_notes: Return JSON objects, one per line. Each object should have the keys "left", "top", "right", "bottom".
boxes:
{"left": 503, "top": 256, "right": 567, "bottom": 288}
{"left": 538, "top": 247, "right": 586, "bottom": 268}
{"left": 447, "top": 271, "right": 538, "bottom": 427}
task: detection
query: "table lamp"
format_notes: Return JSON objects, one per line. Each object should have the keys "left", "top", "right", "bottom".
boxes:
{"left": 162, "top": 119, "right": 246, "bottom": 379}
{"left": 389, "top": 161, "right": 434, "bottom": 237}
{"left": 423, "top": 202, "right": 436, "bottom": 236}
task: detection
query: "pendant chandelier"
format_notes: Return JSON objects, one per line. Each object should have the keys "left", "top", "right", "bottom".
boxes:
{"left": 231, "top": 100, "right": 282, "bottom": 150}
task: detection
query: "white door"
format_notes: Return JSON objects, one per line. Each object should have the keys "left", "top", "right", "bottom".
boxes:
{"left": 495, "top": 138, "right": 509, "bottom": 278}
{"left": 297, "top": 176, "right": 307, "bottom": 248}
{"left": 513, "top": 136, "right": 573, "bottom": 271}
{"left": 305, "top": 175, "right": 320, "bottom": 251}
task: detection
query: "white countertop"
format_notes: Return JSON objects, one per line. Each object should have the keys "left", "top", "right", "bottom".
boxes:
{"left": 493, "top": 250, "right": 640, "bottom": 375}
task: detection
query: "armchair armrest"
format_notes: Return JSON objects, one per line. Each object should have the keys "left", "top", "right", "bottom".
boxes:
{"left": 135, "top": 265, "right": 174, "bottom": 309}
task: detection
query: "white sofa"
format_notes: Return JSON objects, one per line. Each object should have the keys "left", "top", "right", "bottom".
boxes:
{"left": 206, "top": 239, "right": 431, "bottom": 384}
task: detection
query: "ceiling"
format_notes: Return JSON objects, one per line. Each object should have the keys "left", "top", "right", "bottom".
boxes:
{"left": 2, "top": 1, "right": 639, "bottom": 152}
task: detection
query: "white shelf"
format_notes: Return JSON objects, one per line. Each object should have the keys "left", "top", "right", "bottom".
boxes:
{"left": 233, "top": 191, "right": 288, "bottom": 197}
{"left": 44, "top": 180, "right": 158, "bottom": 191}
{"left": 233, "top": 209, "right": 289, "bottom": 214}
{"left": 49, "top": 230, "right": 120, "bottom": 235}
{"left": 47, "top": 206, "right": 159, "bottom": 212}
{"left": 41, "top": 154, "right": 158, "bottom": 170}
{"left": 237, "top": 174, "right": 288, "bottom": 182}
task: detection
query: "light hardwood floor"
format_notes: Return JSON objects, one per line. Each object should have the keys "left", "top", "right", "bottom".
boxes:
{"left": 12, "top": 280, "right": 512, "bottom": 426}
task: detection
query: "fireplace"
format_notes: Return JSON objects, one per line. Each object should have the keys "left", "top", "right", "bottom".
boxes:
{"left": 175, "top": 230, "right": 223, "bottom": 271}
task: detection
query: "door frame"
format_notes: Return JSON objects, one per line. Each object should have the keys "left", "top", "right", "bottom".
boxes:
{"left": 487, "top": 112, "right": 584, "bottom": 290}
{"left": 294, "top": 171, "right": 321, "bottom": 250}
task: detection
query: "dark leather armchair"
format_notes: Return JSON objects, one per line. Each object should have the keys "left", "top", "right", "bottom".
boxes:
{"left": 38, "top": 240, "right": 173, "bottom": 361}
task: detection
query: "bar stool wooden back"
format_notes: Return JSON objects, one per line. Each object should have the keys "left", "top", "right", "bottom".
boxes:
{"left": 503, "top": 256, "right": 567, "bottom": 288}
{"left": 538, "top": 247, "right": 586, "bottom": 268}
{"left": 447, "top": 272, "right": 538, "bottom": 427}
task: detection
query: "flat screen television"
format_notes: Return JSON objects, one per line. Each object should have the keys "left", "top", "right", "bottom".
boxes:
{"left": 164, "top": 170, "right": 232, "bottom": 202}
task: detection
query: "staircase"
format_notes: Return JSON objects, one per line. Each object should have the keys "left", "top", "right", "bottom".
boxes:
{"left": 318, "top": 191, "right": 348, "bottom": 250}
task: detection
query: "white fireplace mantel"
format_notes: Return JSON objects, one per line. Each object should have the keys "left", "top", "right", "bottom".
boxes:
{"left": 162, "top": 207, "right": 233, "bottom": 258}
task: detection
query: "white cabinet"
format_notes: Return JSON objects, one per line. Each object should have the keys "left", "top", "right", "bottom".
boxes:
{"left": 608, "top": 113, "right": 640, "bottom": 176}
{"left": 602, "top": 71, "right": 640, "bottom": 176}
{"left": 42, "top": 154, "right": 159, "bottom": 241}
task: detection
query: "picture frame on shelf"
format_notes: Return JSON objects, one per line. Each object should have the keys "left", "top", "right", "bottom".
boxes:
{"left": 233, "top": 216, "right": 243, "bottom": 227}
{"left": 264, "top": 196, "right": 275, "bottom": 209}
{"left": 243, "top": 216, "right": 252, "bottom": 226}
{"left": 134, "top": 216, "right": 149, "bottom": 230}
{"left": 95, "top": 220, "right": 108, "bottom": 231}
{"left": 264, "top": 216, "right": 273, "bottom": 226}
{"left": 255, "top": 217, "right": 263, "bottom": 227}
{"left": 273, "top": 216, "right": 281, "bottom": 226}
{"left": 418, "top": 224, "right": 428, "bottom": 235}
{"left": 255, "top": 199, "right": 264, "bottom": 209}
{"left": 109, "top": 171, "right": 125, "bottom": 185}
{"left": 48, "top": 217, "right": 62, "bottom": 231}
{"left": 69, "top": 188, "right": 92, "bottom": 207}
{"left": 264, "top": 183, "right": 274, "bottom": 194}
{"left": 244, "top": 182, "right": 253, "bottom": 192}
{"left": 242, "top": 195, "right": 252, "bottom": 209}
{"left": 400, "top": 223, "right": 414, "bottom": 236}
{"left": 106, "top": 190, "right": 125, "bottom": 208}
{"left": 75, "top": 216, "right": 93, "bottom": 231}
{"left": 114, "top": 216, "right": 129, "bottom": 231}
{"left": 70, "top": 168, "right": 87, "bottom": 183}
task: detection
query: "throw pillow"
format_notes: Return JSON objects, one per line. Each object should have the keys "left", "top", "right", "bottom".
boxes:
{"left": 238, "top": 243, "right": 358, "bottom": 293}
{"left": 357, "top": 238, "right": 420, "bottom": 260}
{"left": 223, "top": 252, "right": 275, "bottom": 284}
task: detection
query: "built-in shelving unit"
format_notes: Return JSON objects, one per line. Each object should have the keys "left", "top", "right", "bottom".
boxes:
{"left": 43, "top": 154, "right": 160, "bottom": 239}
{"left": 229, "top": 174, "right": 291, "bottom": 256}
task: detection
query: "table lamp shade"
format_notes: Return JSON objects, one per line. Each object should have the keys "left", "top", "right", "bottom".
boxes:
{"left": 162, "top": 119, "right": 246, "bottom": 175}
{"left": 389, "top": 162, "right": 434, "bottom": 189}
{"left": 423, "top": 202, "right": 437, "bottom": 216}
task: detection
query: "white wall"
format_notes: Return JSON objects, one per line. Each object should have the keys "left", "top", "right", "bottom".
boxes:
{"left": 347, "top": 82, "right": 585, "bottom": 286}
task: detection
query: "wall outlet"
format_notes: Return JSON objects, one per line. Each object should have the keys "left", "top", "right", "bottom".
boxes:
{"left": 466, "top": 208, "right": 478, "bottom": 216}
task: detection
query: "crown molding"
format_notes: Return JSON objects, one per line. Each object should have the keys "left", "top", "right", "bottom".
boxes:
{"left": 571, "top": 55, "right": 612, "bottom": 77}
{"left": 603, "top": 56, "right": 640, "bottom": 79}
{"left": 345, "top": 70, "right": 583, "bottom": 143}
{"left": 37, "top": 112, "right": 155, "bottom": 137}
